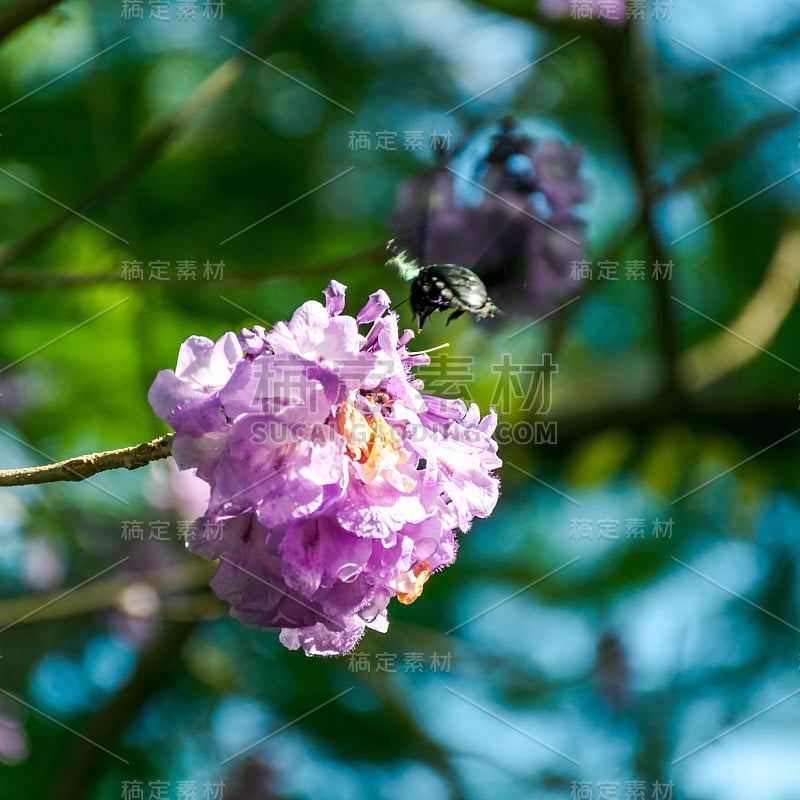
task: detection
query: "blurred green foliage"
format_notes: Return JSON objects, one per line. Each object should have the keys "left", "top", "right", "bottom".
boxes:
{"left": 1, "top": 1, "right": 800, "bottom": 798}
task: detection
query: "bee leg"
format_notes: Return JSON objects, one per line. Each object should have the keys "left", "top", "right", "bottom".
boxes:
{"left": 416, "top": 308, "right": 433, "bottom": 332}
{"left": 446, "top": 309, "right": 465, "bottom": 325}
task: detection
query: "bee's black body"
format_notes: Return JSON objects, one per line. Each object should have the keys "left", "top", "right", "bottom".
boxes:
{"left": 410, "top": 264, "right": 498, "bottom": 331}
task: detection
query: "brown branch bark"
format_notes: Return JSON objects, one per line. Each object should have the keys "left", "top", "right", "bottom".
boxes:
{"left": 0, "top": 433, "right": 174, "bottom": 486}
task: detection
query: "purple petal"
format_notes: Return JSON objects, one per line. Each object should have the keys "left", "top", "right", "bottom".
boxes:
{"left": 323, "top": 280, "right": 348, "bottom": 316}
{"left": 357, "top": 290, "right": 391, "bottom": 325}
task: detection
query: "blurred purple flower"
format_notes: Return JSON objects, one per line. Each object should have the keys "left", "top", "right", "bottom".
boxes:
{"left": 390, "top": 118, "right": 588, "bottom": 314}
{"left": 539, "top": 0, "right": 626, "bottom": 25}
{"left": 22, "top": 538, "right": 65, "bottom": 591}
{"left": 144, "top": 459, "right": 211, "bottom": 521}
{"left": 0, "top": 366, "right": 48, "bottom": 419}
{"left": 149, "top": 283, "right": 501, "bottom": 656}
{"left": 0, "top": 711, "right": 29, "bottom": 765}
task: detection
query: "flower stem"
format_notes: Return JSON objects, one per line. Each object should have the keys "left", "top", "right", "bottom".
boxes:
{"left": 0, "top": 433, "right": 174, "bottom": 487}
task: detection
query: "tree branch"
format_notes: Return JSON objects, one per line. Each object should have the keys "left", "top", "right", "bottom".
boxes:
{"left": 553, "top": 392, "right": 800, "bottom": 451}
{"left": 677, "top": 228, "right": 800, "bottom": 392}
{"left": 0, "top": 433, "right": 174, "bottom": 486}
{"left": 0, "top": 242, "right": 385, "bottom": 289}
{"left": 599, "top": 23, "right": 681, "bottom": 397}
{"left": 650, "top": 107, "right": 798, "bottom": 202}
{"left": 0, "top": 560, "right": 214, "bottom": 628}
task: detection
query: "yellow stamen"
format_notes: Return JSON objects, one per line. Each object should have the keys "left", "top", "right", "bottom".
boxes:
{"left": 336, "top": 399, "right": 371, "bottom": 462}
{"left": 336, "top": 394, "right": 410, "bottom": 486}
{"left": 395, "top": 561, "right": 431, "bottom": 605}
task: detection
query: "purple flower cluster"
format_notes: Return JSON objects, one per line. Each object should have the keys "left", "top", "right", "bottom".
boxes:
{"left": 148, "top": 283, "right": 501, "bottom": 656}
{"left": 390, "top": 118, "right": 587, "bottom": 314}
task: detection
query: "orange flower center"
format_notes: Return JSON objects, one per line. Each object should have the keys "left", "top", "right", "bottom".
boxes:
{"left": 395, "top": 561, "right": 431, "bottom": 605}
{"left": 336, "top": 394, "right": 410, "bottom": 486}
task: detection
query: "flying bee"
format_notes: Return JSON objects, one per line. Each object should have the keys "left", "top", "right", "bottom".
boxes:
{"left": 387, "top": 249, "right": 499, "bottom": 332}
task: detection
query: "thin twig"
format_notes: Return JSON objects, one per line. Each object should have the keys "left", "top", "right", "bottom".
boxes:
{"left": 553, "top": 392, "right": 800, "bottom": 452}
{"left": 0, "top": 242, "right": 384, "bottom": 289}
{"left": 0, "top": 560, "right": 214, "bottom": 628}
{"left": 650, "top": 108, "right": 798, "bottom": 201}
{"left": 0, "top": 433, "right": 174, "bottom": 486}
